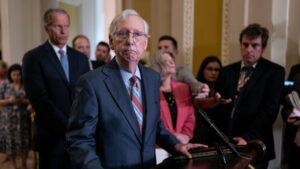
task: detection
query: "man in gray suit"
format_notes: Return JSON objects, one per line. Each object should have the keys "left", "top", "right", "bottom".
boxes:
{"left": 67, "top": 9, "right": 206, "bottom": 169}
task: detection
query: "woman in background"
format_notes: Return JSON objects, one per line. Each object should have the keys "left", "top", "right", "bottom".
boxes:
{"left": 0, "top": 64, "right": 31, "bottom": 169}
{"left": 0, "top": 60, "right": 8, "bottom": 112}
{"left": 150, "top": 51, "right": 196, "bottom": 143}
{"left": 192, "top": 56, "right": 228, "bottom": 144}
{"left": 150, "top": 50, "right": 196, "bottom": 164}
{"left": 193, "top": 56, "right": 226, "bottom": 110}
{"left": 196, "top": 56, "right": 222, "bottom": 97}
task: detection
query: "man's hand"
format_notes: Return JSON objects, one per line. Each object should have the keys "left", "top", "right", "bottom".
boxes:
{"left": 214, "top": 92, "right": 232, "bottom": 104}
{"left": 193, "top": 84, "right": 209, "bottom": 99}
{"left": 174, "top": 143, "right": 208, "bottom": 158}
{"left": 27, "top": 104, "right": 34, "bottom": 112}
{"left": 232, "top": 137, "right": 247, "bottom": 145}
{"left": 294, "top": 127, "right": 300, "bottom": 146}
{"left": 173, "top": 133, "right": 190, "bottom": 144}
{"left": 287, "top": 108, "right": 300, "bottom": 126}
{"left": 193, "top": 92, "right": 231, "bottom": 109}
{"left": 8, "top": 96, "right": 18, "bottom": 104}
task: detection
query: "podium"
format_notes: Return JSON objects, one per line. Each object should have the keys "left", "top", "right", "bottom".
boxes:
{"left": 153, "top": 140, "right": 266, "bottom": 169}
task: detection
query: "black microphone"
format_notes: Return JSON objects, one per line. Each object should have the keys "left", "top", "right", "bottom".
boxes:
{"left": 197, "top": 109, "right": 250, "bottom": 160}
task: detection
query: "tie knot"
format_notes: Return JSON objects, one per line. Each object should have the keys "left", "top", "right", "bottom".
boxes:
{"left": 131, "top": 75, "right": 137, "bottom": 84}
{"left": 243, "top": 66, "right": 254, "bottom": 78}
{"left": 58, "top": 49, "right": 65, "bottom": 56}
{"left": 243, "top": 66, "right": 253, "bottom": 72}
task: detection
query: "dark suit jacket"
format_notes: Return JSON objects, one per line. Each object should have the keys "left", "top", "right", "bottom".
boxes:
{"left": 67, "top": 58, "right": 180, "bottom": 169}
{"left": 288, "top": 64, "right": 300, "bottom": 81}
{"left": 281, "top": 71, "right": 300, "bottom": 169}
{"left": 22, "top": 41, "right": 90, "bottom": 151}
{"left": 91, "top": 60, "right": 106, "bottom": 69}
{"left": 211, "top": 57, "right": 284, "bottom": 160}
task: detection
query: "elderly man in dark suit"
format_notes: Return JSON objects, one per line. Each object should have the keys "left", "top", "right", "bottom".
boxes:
{"left": 22, "top": 8, "right": 90, "bottom": 169}
{"left": 210, "top": 24, "right": 285, "bottom": 169}
{"left": 66, "top": 9, "right": 206, "bottom": 169}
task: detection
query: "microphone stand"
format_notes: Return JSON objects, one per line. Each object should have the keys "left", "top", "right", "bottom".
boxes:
{"left": 214, "top": 142, "right": 227, "bottom": 168}
{"left": 197, "top": 109, "right": 251, "bottom": 163}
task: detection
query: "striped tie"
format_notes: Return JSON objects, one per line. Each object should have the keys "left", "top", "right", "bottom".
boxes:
{"left": 131, "top": 75, "right": 143, "bottom": 132}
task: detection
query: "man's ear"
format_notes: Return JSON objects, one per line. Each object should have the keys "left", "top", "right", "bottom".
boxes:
{"left": 109, "top": 36, "right": 114, "bottom": 50}
{"left": 44, "top": 25, "right": 49, "bottom": 34}
{"left": 174, "top": 49, "right": 178, "bottom": 56}
{"left": 143, "top": 38, "right": 148, "bottom": 50}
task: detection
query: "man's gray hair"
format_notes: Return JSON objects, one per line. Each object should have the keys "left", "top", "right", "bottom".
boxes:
{"left": 44, "top": 8, "right": 70, "bottom": 27}
{"left": 109, "top": 9, "right": 149, "bottom": 37}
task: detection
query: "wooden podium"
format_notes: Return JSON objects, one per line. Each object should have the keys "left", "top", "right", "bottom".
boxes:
{"left": 153, "top": 140, "right": 266, "bottom": 169}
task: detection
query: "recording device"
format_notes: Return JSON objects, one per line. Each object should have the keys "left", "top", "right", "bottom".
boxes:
{"left": 290, "top": 116, "right": 300, "bottom": 121}
{"left": 197, "top": 109, "right": 251, "bottom": 161}
{"left": 286, "top": 91, "right": 300, "bottom": 109}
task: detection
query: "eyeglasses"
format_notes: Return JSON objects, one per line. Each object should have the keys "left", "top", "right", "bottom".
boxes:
{"left": 115, "top": 30, "right": 149, "bottom": 41}
{"left": 205, "top": 67, "right": 220, "bottom": 72}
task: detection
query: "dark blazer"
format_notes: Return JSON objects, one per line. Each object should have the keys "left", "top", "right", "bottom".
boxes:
{"left": 67, "top": 58, "right": 179, "bottom": 169}
{"left": 281, "top": 71, "right": 300, "bottom": 169}
{"left": 91, "top": 60, "right": 106, "bottom": 69}
{"left": 211, "top": 57, "right": 284, "bottom": 160}
{"left": 288, "top": 64, "right": 300, "bottom": 81}
{"left": 22, "top": 41, "right": 90, "bottom": 168}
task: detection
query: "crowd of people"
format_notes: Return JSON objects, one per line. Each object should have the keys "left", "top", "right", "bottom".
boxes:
{"left": 0, "top": 7, "right": 299, "bottom": 169}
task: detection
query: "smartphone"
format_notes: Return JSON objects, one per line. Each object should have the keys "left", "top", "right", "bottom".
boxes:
{"left": 290, "top": 116, "right": 300, "bottom": 121}
{"left": 284, "top": 81, "right": 294, "bottom": 86}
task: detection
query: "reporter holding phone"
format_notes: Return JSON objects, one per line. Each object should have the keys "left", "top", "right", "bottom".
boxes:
{"left": 281, "top": 73, "right": 300, "bottom": 169}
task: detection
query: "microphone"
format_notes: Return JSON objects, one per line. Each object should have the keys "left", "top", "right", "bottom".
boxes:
{"left": 197, "top": 109, "right": 251, "bottom": 160}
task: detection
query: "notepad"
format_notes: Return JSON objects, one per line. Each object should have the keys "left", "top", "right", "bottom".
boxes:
{"left": 286, "top": 91, "right": 300, "bottom": 116}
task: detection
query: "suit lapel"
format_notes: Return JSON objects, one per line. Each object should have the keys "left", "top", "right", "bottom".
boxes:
{"left": 44, "top": 41, "right": 70, "bottom": 86}
{"left": 103, "top": 59, "right": 142, "bottom": 143}
{"left": 231, "top": 62, "right": 241, "bottom": 96}
{"left": 67, "top": 47, "right": 77, "bottom": 85}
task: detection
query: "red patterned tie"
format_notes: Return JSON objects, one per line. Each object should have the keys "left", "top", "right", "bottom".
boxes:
{"left": 131, "top": 75, "right": 143, "bottom": 132}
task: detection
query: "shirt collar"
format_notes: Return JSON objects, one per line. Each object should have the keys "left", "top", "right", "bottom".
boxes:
{"left": 116, "top": 57, "right": 141, "bottom": 82}
{"left": 48, "top": 40, "right": 67, "bottom": 55}
{"left": 241, "top": 61, "right": 257, "bottom": 70}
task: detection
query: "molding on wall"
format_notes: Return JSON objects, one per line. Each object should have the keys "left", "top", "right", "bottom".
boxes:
{"left": 183, "top": 0, "right": 194, "bottom": 70}
{"left": 221, "top": 0, "right": 230, "bottom": 65}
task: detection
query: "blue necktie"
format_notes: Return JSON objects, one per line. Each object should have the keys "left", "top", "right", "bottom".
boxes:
{"left": 58, "top": 49, "right": 69, "bottom": 81}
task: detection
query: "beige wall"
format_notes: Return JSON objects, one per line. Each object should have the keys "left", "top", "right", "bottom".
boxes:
{"left": 1, "top": 0, "right": 43, "bottom": 65}
{"left": 124, "top": 0, "right": 192, "bottom": 68}
{"left": 150, "top": 0, "right": 172, "bottom": 55}
{"left": 59, "top": 2, "right": 78, "bottom": 47}
{"left": 286, "top": 0, "right": 300, "bottom": 77}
